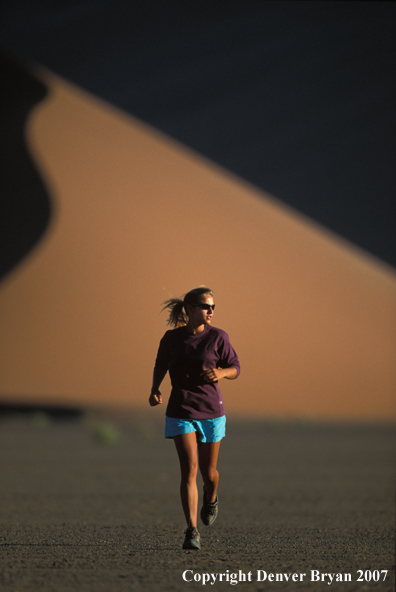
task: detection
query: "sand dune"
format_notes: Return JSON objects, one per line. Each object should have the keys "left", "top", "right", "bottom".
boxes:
{"left": 0, "top": 66, "right": 395, "bottom": 420}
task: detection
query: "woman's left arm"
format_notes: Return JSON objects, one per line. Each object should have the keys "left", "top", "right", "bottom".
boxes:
{"left": 201, "top": 331, "right": 240, "bottom": 383}
{"left": 201, "top": 366, "right": 238, "bottom": 383}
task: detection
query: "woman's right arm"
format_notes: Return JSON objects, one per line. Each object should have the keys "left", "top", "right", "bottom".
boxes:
{"left": 148, "top": 366, "right": 167, "bottom": 406}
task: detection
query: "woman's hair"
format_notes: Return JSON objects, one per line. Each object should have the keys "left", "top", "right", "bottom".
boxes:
{"left": 161, "top": 286, "right": 214, "bottom": 328}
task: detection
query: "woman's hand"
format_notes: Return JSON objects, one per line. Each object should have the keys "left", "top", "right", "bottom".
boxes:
{"left": 201, "top": 368, "right": 222, "bottom": 383}
{"left": 149, "top": 390, "right": 163, "bottom": 406}
{"left": 201, "top": 367, "right": 238, "bottom": 383}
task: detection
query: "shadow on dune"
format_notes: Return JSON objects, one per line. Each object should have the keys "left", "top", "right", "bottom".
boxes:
{"left": 0, "top": 52, "right": 52, "bottom": 282}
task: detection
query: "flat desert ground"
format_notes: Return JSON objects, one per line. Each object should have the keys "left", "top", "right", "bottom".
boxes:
{"left": 0, "top": 410, "right": 394, "bottom": 591}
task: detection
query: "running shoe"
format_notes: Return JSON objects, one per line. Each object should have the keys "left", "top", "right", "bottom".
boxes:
{"left": 200, "top": 485, "right": 218, "bottom": 526}
{"left": 182, "top": 525, "right": 201, "bottom": 550}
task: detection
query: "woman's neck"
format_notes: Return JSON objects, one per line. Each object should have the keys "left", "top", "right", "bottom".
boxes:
{"left": 185, "top": 322, "right": 206, "bottom": 335}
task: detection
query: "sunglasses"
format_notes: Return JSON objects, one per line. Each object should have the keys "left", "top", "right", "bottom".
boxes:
{"left": 190, "top": 303, "right": 215, "bottom": 310}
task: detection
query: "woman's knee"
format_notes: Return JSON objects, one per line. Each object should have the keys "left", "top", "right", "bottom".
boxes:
{"left": 200, "top": 466, "right": 218, "bottom": 483}
{"left": 174, "top": 433, "right": 199, "bottom": 482}
{"left": 179, "top": 455, "right": 199, "bottom": 482}
{"left": 180, "top": 464, "right": 198, "bottom": 483}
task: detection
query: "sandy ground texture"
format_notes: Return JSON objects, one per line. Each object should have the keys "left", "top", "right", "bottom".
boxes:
{"left": 0, "top": 410, "right": 394, "bottom": 592}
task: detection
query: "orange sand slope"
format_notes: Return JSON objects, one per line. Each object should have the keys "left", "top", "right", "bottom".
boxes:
{"left": 0, "top": 67, "right": 395, "bottom": 420}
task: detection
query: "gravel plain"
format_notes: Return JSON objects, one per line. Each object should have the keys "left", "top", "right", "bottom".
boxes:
{"left": 0, "top": 410, "right": 394, "bottom": 591}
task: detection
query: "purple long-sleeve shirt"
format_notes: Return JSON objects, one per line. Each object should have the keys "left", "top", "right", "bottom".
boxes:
{"left": 154, "top": 324, "right": 240, "bottom": 419}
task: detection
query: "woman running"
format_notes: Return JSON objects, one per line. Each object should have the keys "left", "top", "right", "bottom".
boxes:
{"left": 149, "top": 286, "right": 240, "bottom": 550}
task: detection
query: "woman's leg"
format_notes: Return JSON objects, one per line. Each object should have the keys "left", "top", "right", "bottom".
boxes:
{"left": 173, "top": 432, "right": 199, "bottom": 527}
{"left": 198, "top": 440, "right": 221, "bottom": 503}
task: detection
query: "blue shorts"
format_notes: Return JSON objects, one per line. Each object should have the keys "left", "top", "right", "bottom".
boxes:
{"left": 165, "top": 415, "right": 226, "bottom": 443}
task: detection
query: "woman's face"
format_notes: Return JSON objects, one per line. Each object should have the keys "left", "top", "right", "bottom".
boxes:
{"left": 188, "top": 293, "right": 215, "bottom": 327}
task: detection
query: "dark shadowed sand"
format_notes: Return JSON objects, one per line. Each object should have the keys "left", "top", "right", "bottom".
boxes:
{"left": 0, "top": 410, "right": 394, "bottom": 591}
